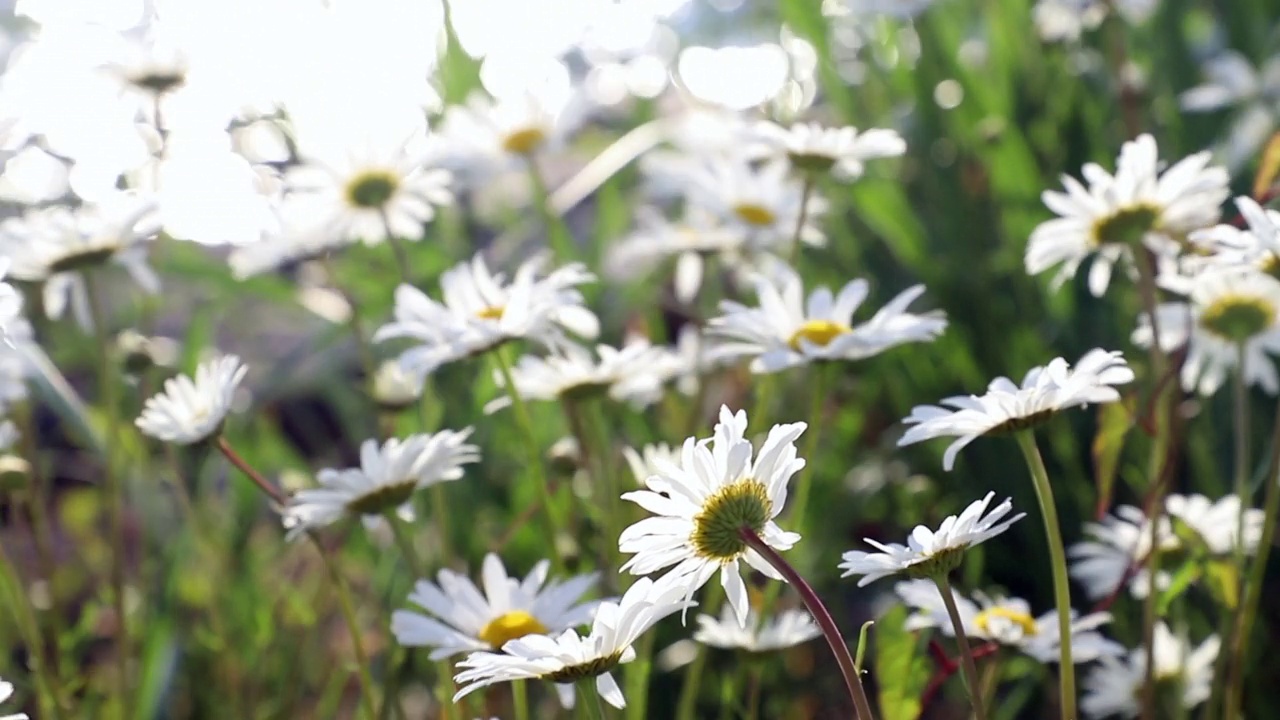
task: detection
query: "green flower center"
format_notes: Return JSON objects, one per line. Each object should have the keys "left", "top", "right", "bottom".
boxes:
{"left": 478, "top": 610, "right": 549, "bottom": 649}
{"left": 543, "top": 651, "right": 626, "bottom": 683}
{"left": 49, "top": 247, "right": 118, "bottom": 274}
{"left": 344, "top": 480, "right": 418, "bottom": 516}
{"left": 502, "top": 127, "right": 547, "bottom": 155}
{"left": 988, "top": 409, "right": 1057, "bottom": 435}
{"left": 974, "top": 606, "right": 1038, "bottom": 636}
{"left": 787, "top": 320, "right": 850, "bottom": 352}
{"left": 788, "top": 151, "right": 837, "bottom": 175}
{"left": 733, "top": 203, "right": 778, "bottom": 227}
{"left": 903, "top": 545, "right": 966, "bottom": 580}
{"left": 345, "top": 170, "right": 400, "bottom": 209}
{"left": 1199, "top": 295, "right": 1276, "bottom": 342}
{"left": 690, "top": 480, "right": 773, "bottom": 562}
{"left": 1090, "top": 204, "right": 1160, "bottom": 247}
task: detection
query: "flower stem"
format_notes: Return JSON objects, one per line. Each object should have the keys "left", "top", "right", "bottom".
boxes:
{"left": 0, "top": 537, "right": 63, "bottom": 719}
{"left": 623, "top": 628, "right": 657, "bottom": 720}
{"left": 739, "top": 528, "right": 876, "bottom": 720}
{"left": 492, "top": 346, "right": 564, "bottom": 572}
{"left": 675, "top": 587, "right": 723, "bottom": 720}
{"left": 385, "top": 512, "right": 425, "bottom": 578}
{"left": 83, "top": 270, "right": 131, "bottom": 716}
{"left": 787, "top": 175, "right": 815, "bottom": 266}
{"left": 526, "top": 155, "right": 575, "bottom": 265}
{"left": 1222, "top": 354, "right": 1261, "bottom": 720}
{"left": 1014, "top": 431, "right": 1075, "bottom": 720}
{"left": 215, "top": 437, "right": 286, "bottom": 505}
{"left": 513, "top": 680, "right": 531, "bottom": 720}
{"left": 576, "top": 678, "right": 609, "bottom": 720}
{"left": 933, "top": 575, "right": 987, "bottom": 720}
{"left": 315, "top": 535, "right": 380, "bottom": 720}
{"left": 790, "top": 361, "right": 831, "bottom": 536}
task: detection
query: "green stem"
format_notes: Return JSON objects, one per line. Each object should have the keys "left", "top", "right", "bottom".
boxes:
{"left": 790, "top": 362, "right": 831, "bottom": 535}
{"left": 1014, "top": 431, "right": 1075, "bottom": 720}
{"left": 739, "top": 529, "right": 876, "bottom": 720}
{"left": 0, "top": 539, "right": 62, "bottom": 719}
{"left": 786, "top": 176, "right": 815, "bottom": 266}
{"left": 526, "top": 155, "right": 575, "bottom": 264}
{"left": 675, "top": 587, "right": 724, "bottom": 720}
{"left": 378, "top": 208, "right": 415, "bottom": 287}
{"left": 493, "top": 346, "right": 564, "bottom": 572}
{"left": 934, "top": 575, "right": 987, "bottom": 720}
{"left": 576, "top": 678, "right": 609, "bottom": 720}
{"left": 513, "top": 680, "right": 531, "bottom": 720}
{"left": 623, "top": 629, "right": 656, "bottom": 720}
{"left": 745, "top": 662, "right": 763, "bottom": 720}
{"left": 386, "top": 512, "right": 426, "bottom": 578}
{"left": 1222, "top": 354, "right": 1261, "bottom": 720}
{"left": 84, "top": 271, "right": 130, "bottom": 716}
{"left": 314, "top": 538, "right": 379, "bottom": 720}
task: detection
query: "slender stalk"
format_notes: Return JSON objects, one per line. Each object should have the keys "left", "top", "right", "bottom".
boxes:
{"left": 385, "top": 512, "right": 425, "bottom": 578}
{"left": 526, "top": 155, "right": 575, "bottom": 264}
{"left": 739, "top": 528, "right": 876, "bottom": 720}
{"left": 378, "top": 208, "right": 416, "bottom": 287}
{"left": 0, "top": 539, "right": 63, "bottom": 719}
{"left": 787, "top": 176, "right": 816, "bottom": 266}
{"left": 790, "top": 362, "right": 831, "bottom": 534}
{"left": 492, "top": 347, "right": 564, "bottom": 572}
{"left": 215, "top": 437, "right": 286, "bottom": 505}
{"left": 623, "top": 628, "right": 656, "bottom": 720}
{"left": 1014, "top": 431, "right": 1076, "bottom": 720}
{"left": 315, "top": 538, "right": 379, "bottom": 720}
{"left": 83, "top": 271, "right": 131, "bottom": 715}
{"left": 576, "top": 678, "right": 609, "bottom": 720}
{"left": 933, "top": 575, "right": 987, "bottom": 720}
{"left": 1222, "top": 354, "right": 1260, "bottom": 720}
{"left": 513, "top": 680, "right": 531, "bottom": 720}
{"left": 674, "top": 589, "right": 721, "bottom": 720}
{"left": 745, "top": 662, "right": 764, "bottom": 720}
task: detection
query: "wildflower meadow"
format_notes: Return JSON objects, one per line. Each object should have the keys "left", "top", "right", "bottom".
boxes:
{"left": 2, "top": 0, "right": 1280, "bottom": 718}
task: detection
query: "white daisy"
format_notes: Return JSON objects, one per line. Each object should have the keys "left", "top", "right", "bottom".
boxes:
{"left": 1026, "top": 134, "right": 1230, "bottom": 296}
{"left": 605, "top": 209, "right": 739, "bottom": 304}
{"left": 693, "top": 604, "right": 821, "bottom": 653}
{"left": 894, "top": 578, "right": 1122, "bottom": 663}
{"left": 453, "top": 576, "right": 691, "bottom": 710}
{"left": 708, "top": 267, "right": 947, "bottom": 374}
{"left": 370, "top": 359, "right": 424, "bottom": 412}
{"left": 437, "top": 88, "right": 587, "bottom": 187}
{"left": 1068, "top": 505, "right": 1176, "bottom": 601}
{"left": 485, "top": 340, "right": 672, "bottom": 412}
{"left": 391, "top": 553, "right": 600, "bottom": 659}
{"left": 686, "top": 156, "right": 828, "bottom": 252}
{"left": 0, "top": 259, "right": 23, "bottom": 340}
{"left": 751, "top": 121, "right": 906, "bottom": 180}
{"left": 1133, "top": 270, "right": 1280, "bottom": 395}
{"left": 1180, "top": 51, "right": 1280, "bottom": 171}
{"left": 135, "top": 355, "right": 248, "bottom": 445}
{"left": 282, "top": 430, "right": 479, "bottom": 537}
{"left": 283, "top": 129, "right": 452, "bottom": 249}
{"left": 838, "top": 492, "right": 1024, "bottom": 586}
{"left": 618, "top": 406, "right": 806, "bottom": 626}
{"left": 1185, "top": 196, "right": 1280, "bottom": 276}
{"left": 1165, "top": 493, "right": 1263, "bottom": 556}
{"left": 622, "top": 442, "right": 681, "bottom": 486}
{"left": 373, "top": 253, "right": 599, "bottom": 380}
{"left": 1080, "top": 623, "right": 1219, "bottom": 718}
{"left": 0, "top": 677, "right": 28, "bottom": 720}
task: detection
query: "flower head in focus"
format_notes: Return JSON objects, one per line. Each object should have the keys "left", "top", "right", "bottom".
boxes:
{"left": 898, "top": 349, "right": 1134, "bottom": 470}
{"left": 708, "top": 268, "right": 946, "bottom": 373}
{"left": 752, "top": 121, "right": 905, "bottom": 181}
{"left": 894, "top": 578, "right": 1122, "bottom": 663}
{"left": 453, "top": 576, "right": 691, "bottom": 710}
{"left": 135, "top": 355, "right": 247, "bottom": 445}
{"left": 838, "top": 492, "right": 1024, "bottom": 586}
{"left": 693, "top": 604, "right": 821, "bottom": 653}
{"left": 282, "top": 430, "right": 478, "bottom": 537}
{"left": 1080, "top": 623, "right": 1219, "bottom": 718}
{"left": 391, "top": 553, "right": 600, "bottom": 659}
{"left": 1026, "top": 134, "right": 1229, "bottom": 296}
{"left": 619, "top": 406, "right": 806, "bottom": 626}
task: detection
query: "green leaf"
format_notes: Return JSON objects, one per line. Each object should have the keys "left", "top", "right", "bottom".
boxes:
{"left": 1205, "top": 559, "right": 1242, "bottom": 610}
{"left": 873, "top": 605, "right": 930, "bottom": 720}
{"left": 1092, "top": 399, "right": 1134, "bottom": 517}
{"left": 1156, "top": 558, "right": 1203, "bottom": 615}
{"left": 1254, "top": 132, "right": 1280, "bottom": 200}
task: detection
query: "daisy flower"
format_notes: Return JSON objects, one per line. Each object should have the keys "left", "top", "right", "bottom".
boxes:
{"left": 391, "top": 553, "right": 600, "bottom": 659}
{"left": 622, "top": 442, "right": 681, "bottom": 485}
{"left": 1133, "top": 270, "right": 1280, "bottom": 395}
{"left": 283, "top": 130, "right": 452, "bottom": 249}
{"left": 838, "top": 492, "right": 1024, "bottom": 586}
{"left": 894, "top": 578, "right": 1122, "bottom": 663}
{"left": 898, "top": 348, "right": 1134, "bottom": 470}
{"left": 0, "top": 677, "right": 28, "bottom": 720}
{"left": 1025, "top": 134, "right": 1229, "bottom": 296}
{"left": 453, "top": 576, "right": 691, "bottom": 710}
{"left": 1080, "top": 623, "right": 1219, "bottom": 718}
{"left": 1068, "top": 505, "right": 1176, "bottom": 600}
{"left": 693, "top": 604, "right": 821, "bottom": 653}
{"left": 0, "top": 259, "right": 23, "bottom": 340}
{"left": 135, "top": 356, "right": 248, "bottom": 445}
{"left": 370, "top": 359, "right": 424, "bottom": 413}
{"left": 605, "top": 209, "right": 739, "bottom": 303}
{"left": 282, "top": 430, "right": 479, "bottom": 537}
{"left": 708, "top": 267, "right": 947, "bottom": 373}
{"left": 618, "top": 406, "right": 806, "bottom": 626}
{"left": 1165, "top": 493, "right": 1263, "bottom": 556}
{"left": 686, "top": 156, "right": 828, "bottom": 252}
{"left": 1185, "top": 196, "right": 1280, "bottom": 275}
{"left": 485, "top": 340, "right": 672, "bottom": 412}
{"left": 373, "top": 253, "right": 599, "bottom": 380}
{"left": 1180, "top": 51, "right": 1280, "bottom": 171}
{"left": 437, "top": 88, "right": 587, "bottom": 187}
{"left": 752, "top": 120, "right": 906, "bottom": 180}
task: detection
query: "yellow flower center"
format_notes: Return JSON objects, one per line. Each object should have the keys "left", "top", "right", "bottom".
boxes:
{"left": 787, "top": 320, "right": 850, "bottom": 352}
{"left": 502, "top": 127, "right": 547, "bottom": 155}
{"left": 733, "top": 203, "right": 778, "bottom": 227}
{"left": 475, "top": 306, "right": 506, "bottom": 321}
{"left": 1090, "top": 204, "right": 1160, "bottom": 247}
{"left": 690, "top": 480, "right": 773, "bottom": 562}
{"left": 478, "top": 610, "right": 549, "bottom": 649}
{"left": 1199, "top": 295, "right": 1277, "bottom": 342}
{"left": 974, "top": 607, "right": 1039, "bottom": 636}
{"left": 345, "top": 169, "right": 400, "bottom": 209}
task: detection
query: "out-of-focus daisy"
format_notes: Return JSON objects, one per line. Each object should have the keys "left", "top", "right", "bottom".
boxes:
{"left": 437, "top": 88, "right": 587, "bottom": 187}
{"left": 687, "top": 157, "right": 828, "bottom": 252}
{"left": 373, "top": 253, "right": 598, "bottom": 380}
{"left": 708, "top": 268, "right": 947, "bottom": 373}
{"left": 1165, "top": 493, "right": 1263, "bottom": 556}
{"left": 0, "top": 259, "right": 22, "bottom": 340}
{"left": 391, "top": 553, "right": 600, "bottom": 659}
{"left": 838, "top": 492, "right": 1023, "bottom": 586}
{"left": 605, "top": 209, "right": 739, "bottom": 304}
{"left": 1186, "top": 196, "right": 1280, "bottom": 277}
{"left": 752, "top": 121, "right": 905, "bottom": 180}
{"left": 1025, "top": 134, "right": 1229, "bottom": 296}
{"left": 1133, "top": 270, "right": 1280, "bottom": 395}
{"left": 282, "top": 430, "right": 478, "bottom": 537}
{"left": 693, "top": 605, "right": 821, "bottom": 653}
{"left": 453, "top": 576, "right": 691, "bottom": 710}
{"left": 135, "top": 356, "right": 247, "bottom": 445}
{"left": 1180, "top": 51, "right": 1280, "bottom": 171}
{"left": 894, "top": 578, "right": 1122, "bottom": 663}
{"left": 370, "top": 359, "right": 425, "bottom": 413}
{"left": 1080, "top": 623, "right": 1219, "bottom": 718}
{"left": 485, "top": 340, "right": 672, "bottom": 412}
{"left": 283, "top": 130, "right": 452, "bottom": 249}
{"left": 1069, "top": 505, "right": 1176, "bottom": 601}
{"left": 827, "top": 0, "right": 938, "bottom": 18}
{"left": 619, "top": 406, "right": 806, "bottom": 626}
{"left": 0, "top": 677, "right": 28, "bottom": 720}
{"left": 898, "top": 349, "right": 1133, "bottom": 470}
{"left": 622, "top": 442, "right": 681, "bottom": 485}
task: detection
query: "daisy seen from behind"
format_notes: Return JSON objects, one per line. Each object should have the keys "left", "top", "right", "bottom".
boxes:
{"left": 709, "top": 267, "right": 947, "bottom": 373}
{"left": 453, "top": 576, "right": 691, "bottom": 710}
{"left": 693, "top": 604, "right": 821, "bottom": 653}
{"left": 1080, "top": 622, "right": 1219, "bottom": 718}
{"left": 1025, "top": 133, "right": 1229, "bottom": 296}
{"left": 618, "top": 405, "right": 805, "bottom": 626}
{"left": 282, "top": 429, "right": 478, "bottom": 537}
{"left": 136, "top": 355, "right": 247, "bottom": 445}
{"left": 752, "top": 120, "right": 906, "bottom": 181}
{"left": 485, "top": 339, "right": 673, "bottom": 413}
{"left": 391, "top": 553, "right": 600, "bottom": 660}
